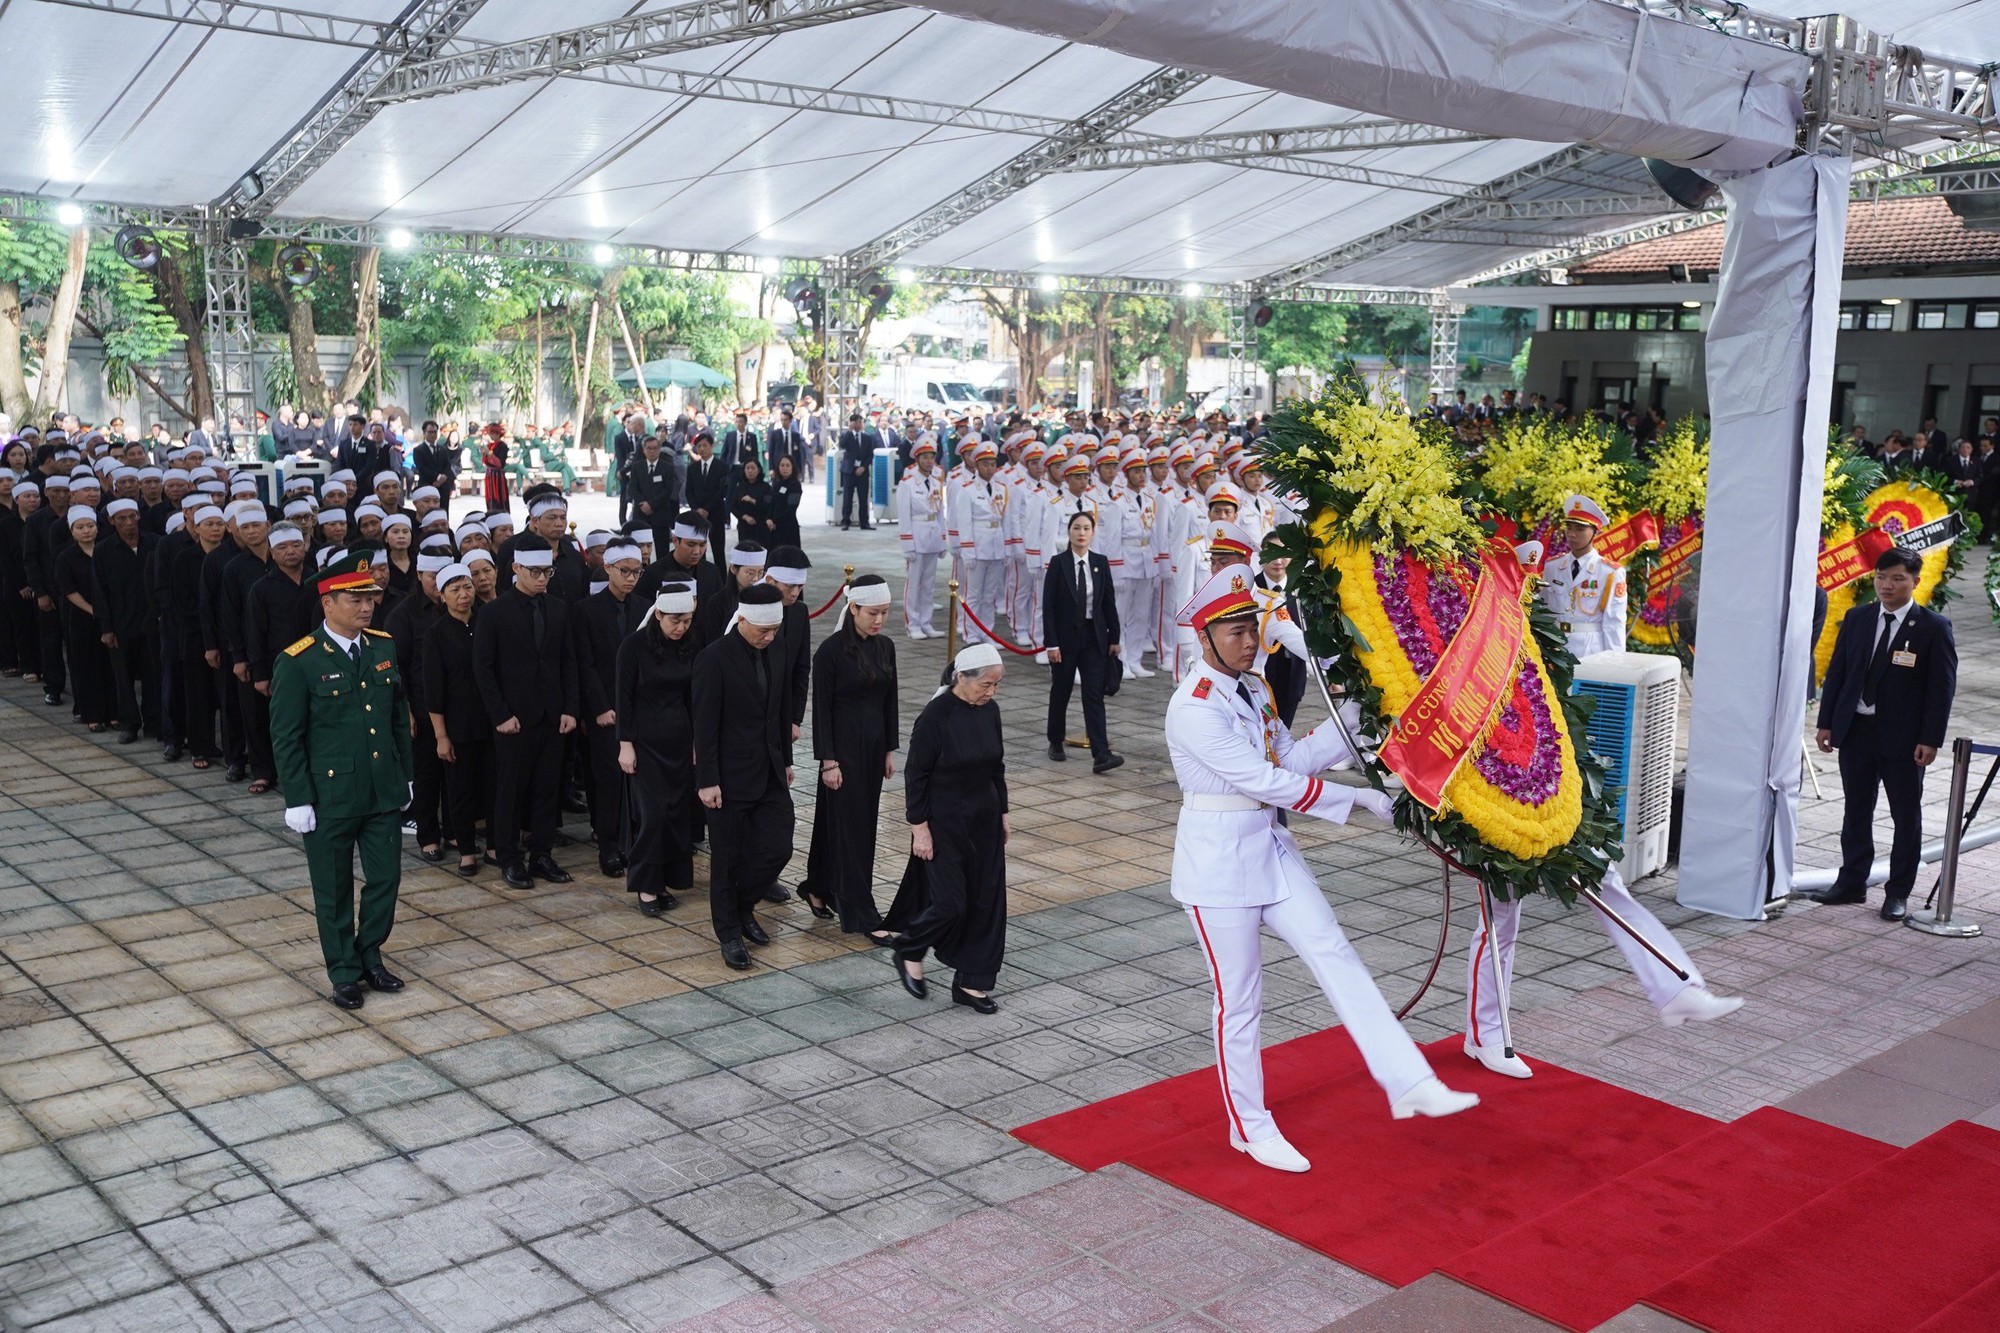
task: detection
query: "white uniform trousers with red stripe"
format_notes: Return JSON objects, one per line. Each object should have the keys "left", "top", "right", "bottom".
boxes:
{"left": 1464, "top": 864, "right": 1702, "bottom": 1046}
{"left": 1189, "top": 849, "right": 1435, "bottom": 1146}
{"left": 903, "top": 551, "right": 940, "bottom": 636}
{"left": 962, "top": 557, "right": 1008, "bottom": 645}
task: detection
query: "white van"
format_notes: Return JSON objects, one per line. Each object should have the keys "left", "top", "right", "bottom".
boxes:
{"left": 926, "top": 380, "right": 986, "bottom": 413}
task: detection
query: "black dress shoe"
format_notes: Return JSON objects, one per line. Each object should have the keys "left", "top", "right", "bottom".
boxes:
{"left": 599, "top": 854, "right": 626, "bottom": 877}
{"left": 1806, "top": 887, "right": 1866, "bottom": 906}
{"left": 330, "top": 983, "right": 364, "bottom": 1010}
{"left": 722, "top": 939, "right": 753, "bottom": 970}
{"left": 637, "top": 895, "right": 665, "bottom": 918}
{"left": 456, "top": 861, "right": 480, "bottom": 879}
{"left": 1880, "top": 897, "right": 1909, "bottom": 922}
{"left": 43, "top": 691, "right": 62, "bottom": 706}
{"left": 951, "top": 983, "right": 998, "bottom": 1014}
{"left": 893, "top": 952, "right": 928, "bottom": 999}
{"left": 225, "top": 763, "right": 247, "bottom": 783}
{"left": 162, "top": 744, "right": 183, "bottom": 762}
{"left": 501, "top": 862, "right": 534, "bottom": 890}
{"left": 1047, "top": 743, "right": 1068, "bottom": 761}
{"left": 560, "top": 792, "right": 589, "bottom": 815}
{"left": 362, "top": 966, "right": 405, "bottom": 992}
{"left": 762, "top": 883, "right": 791, "bottom": 904}
{"left": 416, "top": 846, "right": 446, "bottom": 863}
{"left": 741, "top": 918, "right": 771, "bottom": 946}
{"left": 117, "top": 730, "right": 138, "bottom": 745}
{"left": 528, "top": 855, "right": 573, "bottom": 884}
{"left": 1092, "top": 752, "right": 1125, "bottom": 774}
{"left": 796, "top": 885, "right": 835, "bottom": 920}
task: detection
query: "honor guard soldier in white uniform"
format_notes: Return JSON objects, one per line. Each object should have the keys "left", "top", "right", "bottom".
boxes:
{"left": 1539, "top": 494, "right": 1627, "bottom": 659}
{"left": 1167, "top": 567, "right": 1478, "bottom": 1173}
{"left": 896, "top": 438, "right": 947, "bottom": 639}
{"left": 1114, "top": 445, "right": 1159, "bottom": 678}
{"left": 1012, "top": 441, "right": 1056, "bottom": 651}
{"left": 954, "top": 441, "right": 1009, "bottom": 645}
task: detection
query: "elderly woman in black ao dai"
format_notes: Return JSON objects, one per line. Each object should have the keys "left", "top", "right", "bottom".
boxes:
{"left": 798, "top": 575, "right": 899, "bottom": 936}
{"left": 887, "top": 642, "right": 1009, "bottom": 1013}
{"left": 616, "top": 585, "right": 701, "bottom": 916}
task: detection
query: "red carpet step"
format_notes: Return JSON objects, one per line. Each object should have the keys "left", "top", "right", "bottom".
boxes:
{"left": 1443, "top": 1106, "right": 1896, "bottom": 1330}
{"left": 1645, "top": 1119, "right": 2000, "bottom": 1333}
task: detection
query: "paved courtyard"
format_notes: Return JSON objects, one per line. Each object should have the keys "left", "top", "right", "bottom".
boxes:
{"left": 3, "top": 503, "right": 1998, "bottom": 1331}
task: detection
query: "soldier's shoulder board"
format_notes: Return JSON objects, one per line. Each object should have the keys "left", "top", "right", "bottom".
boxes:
{"left": 1192, "top": 677, "right": 1213, "bottom": 700}
{"left": 364, "top": 628, "right": 393, "bottom": 639}
{"left": 283, "top": 634, "right": 316, "bottom": 657}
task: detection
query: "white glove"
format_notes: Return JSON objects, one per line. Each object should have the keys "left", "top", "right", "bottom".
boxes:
{"left": 1352, "top": 789, "right": 1396, "bottom": 822}
{"left": 407, "top": 781, "right": 415, "bottom": 803}
{"left": 284, "top": 805, "right": 317, "bottom": 834}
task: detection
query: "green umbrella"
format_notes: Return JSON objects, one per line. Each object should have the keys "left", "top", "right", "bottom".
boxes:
{"left": 614, "top": 357, "right": 732, "bottom": 391}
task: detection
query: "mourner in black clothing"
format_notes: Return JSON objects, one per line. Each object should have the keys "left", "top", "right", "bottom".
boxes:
{"left": 616, "top": 585, "right": 701, "bottom": 914}
{"left": 25, "top": 479, "right": 71, "bottom": 703}
{"left": 410, "top": 422, "right": 453, "bottom": 493}
{"left": 574, "top": 539, "right": 649, "bottom": 876}
{"left": 172, "top": 507, "right": 226, "bottom": 764}
{"left": 886, "top": 643, "right": 1010, "bottom": 1013}
{"left": 624, "top": 435, "right": 680, "bottom": 528}
{"left": 836, "top": 412, "right": 879, "bottom": 529}
{"left": 55, "top": 509, "right": 114, "bottom": 728}
{"left": 732, "top": 459, "right": 774, "bottom": 546}
{"left": 242, "top": 526, "right": 316, "bottom": 698}
{"left": 472, "top": 534, "right": 581, "bottom": 889}
{"left": 90, "top": 498, "right": 161, "bottom": 742}
{"left": 424, "top": 565, "right": 491, "bottom": 877}
{"left": 1042, "top": 512, "right": 1124, "bottom": 773}
{"left": 0, "top": 483, "right": 31, "bottom": 676}
{"left": 386, "top": 555, "right": 448, "bottom": 860}
{"left": 681, "top": 434, "right": 730, "bottom": 571}
{"left": 770, "top": 455, "right": 804, "bottom": 550}
{"left": 635, "top": 511, "right": 722, "bottom": 606}
{"left": 692, "top": 583, "right": 794, "bottom": 969}
{"left": 219, "top": 512, "right": 277, "bottom": 791}
{"left": 798, "top": 577, "right": 899, "bottom": 937}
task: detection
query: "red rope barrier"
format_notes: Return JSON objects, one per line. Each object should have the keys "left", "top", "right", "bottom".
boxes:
{"left": 806, "top": 584, "right": 849, "bottom": 620}
{"left": 956, "top": 599, "right": 1043, "bottom": 656}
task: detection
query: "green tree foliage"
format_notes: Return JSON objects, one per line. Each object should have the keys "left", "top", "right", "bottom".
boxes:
{"left": 1252, "top": 302, "right": 1351, "bottom": 381}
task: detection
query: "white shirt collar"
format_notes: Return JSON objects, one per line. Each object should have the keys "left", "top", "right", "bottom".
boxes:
{"left": 323, "top": 625, "right": 362, "bottom": 655}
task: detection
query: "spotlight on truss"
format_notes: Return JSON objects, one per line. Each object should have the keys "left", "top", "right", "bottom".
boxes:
{"left": 55, "top": 203, "right": 85, "bottom": 227}
{"left": 1643, "top": 158, "right": 1719, "bottom": 212}
{"left": 783, "top": 276, "right": 822, "bottom": 316}
{"left": 1250, "top": 301, "right": 1276, "bottom": 329}
{"left": 277, "top": 242, "right": 319, "bottom": 289}
{"left": 114, "top": 224, "right": 162, "bottom": 271}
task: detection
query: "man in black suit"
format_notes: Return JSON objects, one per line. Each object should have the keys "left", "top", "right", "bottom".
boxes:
{"left": 1811, "top": 547, "right": 1958, "bottom": 920}
{"left": 574, "top": 538, "right": 649, "bottom": 877}
{"left": 692, "top": 583, "right": 794, "bottom": 970}
{"left": 836, "top": 412, "right": 879, "bottom": 530}
{"left": 1042, "top": 512, "right": 1124, "bottom": 773}
{"left": 473, "top": 534, "right": 581, "bottom": 890}
{"left": 91, "top": 498, "right": 162, "bottom": 744}
{"left": 611, "top": 413, "right": 648, "bottom": 524}
{"left": 681, "top": 432, "right": 730, "bottom": 571}
{"left": 635, "top": 511, "right": 722, "bottom": 607}
{"left": 624, "top": 434, "right": 680, "bottom": 528}
{"left": 765, "top": 408, "right": 806, "bottom": 481}
{"left": 720, "top": 411, "right": 761, "bottom": 476}
{"left": 410, "top": 421, "right": 453, "bottom": 495}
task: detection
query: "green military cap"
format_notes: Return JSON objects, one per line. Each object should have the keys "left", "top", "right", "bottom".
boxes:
{"left": 315, "top": 549, "right": 381, "bottom": 596}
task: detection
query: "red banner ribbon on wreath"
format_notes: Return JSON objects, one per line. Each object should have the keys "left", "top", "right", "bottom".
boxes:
{"left": 1816, "top": 527, "right": 1896, "bottom": 591}
{"left": 1646, "top": 526, "right": 1704, "bottom": 598}
{"left": 1595, "top": 510, "right": 1661, "bottom": 564}
{"left": 1378, "top": 542, "right": 1529, "bottom": 811}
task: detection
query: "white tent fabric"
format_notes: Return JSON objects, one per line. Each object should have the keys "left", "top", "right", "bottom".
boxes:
{"left": 1678, "top": 154, "right": 1849, "bottom": 919}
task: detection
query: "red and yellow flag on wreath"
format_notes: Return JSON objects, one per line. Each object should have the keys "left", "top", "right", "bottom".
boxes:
{"left": 1816, "top": 527, "right": 1896, "bottom": 591}
{"left": 1646, "top": 526, "right": 1703, "bottom": 598}
{"left": 1377, "top": 542, "right": 1530, "bottom": 811}
{"left": 1594, "top": 510, "right": 1661, "bottom": 564}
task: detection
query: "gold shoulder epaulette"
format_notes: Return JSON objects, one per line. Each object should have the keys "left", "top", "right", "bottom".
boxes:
{"left": 283, "top": 635, "right": 316, "bottom": 657}
{"left": 364, "top": 628, "right": 393, "bottom": 638}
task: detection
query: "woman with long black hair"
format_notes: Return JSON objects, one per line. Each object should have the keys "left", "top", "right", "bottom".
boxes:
{"left": 732, "top": 458, "right": 773, "bottom": 548}
{"left": 798, "top": 576, "right": 898, "bottom": 937}
{"left": 770, "top": 453, "right": 804, "bottom": 550}
{"left": 55, "top": 507, "right": 114, "bottom": 731}
{"left": 616, "top": 585, "right": 700, "bottom": 916}
{"left": 423, "top": 563, "right": 490, "bottom": 878}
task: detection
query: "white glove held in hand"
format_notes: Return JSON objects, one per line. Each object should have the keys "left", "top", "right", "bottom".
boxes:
{"left": 284, "top": 805, "right": 317, "bottom": 834}
{"left": 1353, "top": 789, "right": 1396, "bottom": 822}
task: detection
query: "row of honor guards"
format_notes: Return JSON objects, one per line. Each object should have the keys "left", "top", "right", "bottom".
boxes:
{"left": 893, "top": 427, "right": 1289, "bottom": 676}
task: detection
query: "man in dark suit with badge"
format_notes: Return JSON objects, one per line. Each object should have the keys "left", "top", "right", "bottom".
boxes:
{"left": 270, "top": 550, "right": 415, "bottom": 1010}
{"left": 1812, "top": 546, "right": 1958, "bottom": 920}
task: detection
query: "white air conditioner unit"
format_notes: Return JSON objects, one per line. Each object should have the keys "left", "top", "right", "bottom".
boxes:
{"left": 1571, "top": 651, "right": 1681, "bottom": 883}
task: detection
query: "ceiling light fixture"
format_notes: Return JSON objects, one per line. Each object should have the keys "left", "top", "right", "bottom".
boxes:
{"left": 1037, "top": 274, "right": 1059, "bottom": 293}
{"left": 55, "top": 203, "right": 85, "bottom": 227}
{"left": 592, "top": 243, "right": 615, "bottom": 264}
{"left": 387, "top": 228, "right": 414, "bottom": 251}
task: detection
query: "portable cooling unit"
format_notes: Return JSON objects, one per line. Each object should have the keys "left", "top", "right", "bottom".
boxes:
{"left": 1570, "top": 651, "right": 1681, "bottom": 883}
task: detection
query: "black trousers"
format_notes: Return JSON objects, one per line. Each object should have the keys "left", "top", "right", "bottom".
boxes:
{"left": 107, "top": 634, "right": 160, "bottom": 737}
{"left": 492, "top": 719, "right": 561, "bottom": 865}
{"left": 217, "top": 657, "right": 247, "bottom": 766}
{"left": 8, "top": 592, "right": 38, "bottom": 676}
{"left": 37, "top": 603, "right": 65, "bottom": 695}
{"left": 839, "top": 469, "right": 871, "bottom": 527}
{"left": 409, "top": 712, "right": 445, "bottom": 846}
{"left": 1835, "top": 713, "right": 1926, "bottom": 899}
{"left": 239, "top": 677, "right": 274, "bottom": 784}
{"left": 708, "top": 787, "right": 795, "bottom": 942}
{"left": 181, "top": 639, "right": 218, "bottom": 758}
{"left": 442, "top": 735, "right": 491, "bottom": 856}
{"left": 707, "top": 519, "right": 729, "bottom": 572}
{"left": 583, "top": 723, "right": 623, "bottom": 854}
{"left": 157, "top": 634, "right": 183, "bottom": 748}
{"left": 1048, "top": 625, "right": 1111, "bottom": 759}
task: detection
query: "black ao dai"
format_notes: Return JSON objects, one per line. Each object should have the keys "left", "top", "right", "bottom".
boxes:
{"left": 799, "top": 628, "right": 898, "bottom": 933}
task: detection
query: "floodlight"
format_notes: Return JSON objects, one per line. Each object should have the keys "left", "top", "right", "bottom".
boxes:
{"left": 1643, "top": 157, "right": 1719, "bottom": 212}
{"left": 387, "top": 228, "right": 414, "bottom": 251}
{"left": 1182, "top": 282, "right": 1203, "bottom": 298}
{"left": 55, "top": 203, "right": 85, "bottom": 227}
{"left": 592, "top": 243, "right": 615, "bottom": 264}
{"left": 277, "top": 243, "right": 319, "bottom": 289}
{"left": 783, "top": 277, "right": 822, "bottom": 316}
{"left": 1036, "top": 274, "right": 1059, "bottom": 293}
{"left": 756, "top": 255, "right": 782, "bottom": 275}
{"left": 238, "top": 171, "right": 266, "bottom": 201}
{"left": 894, "top": 267, "right": 916, "bottom": 284}
{"left": 114, "top": 224, "right": 162, "bottom": 270}
{"left": 1250, "top": 301, "right": 1275, "bottom": 329}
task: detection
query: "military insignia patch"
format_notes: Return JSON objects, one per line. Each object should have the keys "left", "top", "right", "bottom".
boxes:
{"left": 1192, "top": 678, "right": 1213, "bottom": 699}
{"left": 283, "top": 635, "right": 315, "bottom": 657}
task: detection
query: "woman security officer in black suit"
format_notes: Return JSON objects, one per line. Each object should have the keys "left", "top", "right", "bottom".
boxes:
{"left": 1041, "top": 510, "right": 1123, "bottom": 774}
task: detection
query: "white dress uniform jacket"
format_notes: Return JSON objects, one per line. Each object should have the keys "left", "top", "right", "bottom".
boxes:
{"left": 895, "top": 471, "right": 947, "bottom": 555}
{"left": 1539, "top": 547, "right": 1627, "bottom": 658}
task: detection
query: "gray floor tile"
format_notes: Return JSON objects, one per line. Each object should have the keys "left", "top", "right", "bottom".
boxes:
{"left": 528, "top": 1208, "right": 707, "bottom": 1292}
{"left": 141, "top": 1194, "right": 319, "bottom": 1278}
{"left": 654, "top": 1173, "right": 825, "bottom": 1250}
{"left": 0, "top": 1231, "right": 173, "bottom": 1327}
{"left": 190, "top": 1241, "right": 376, "bottom": 1332}
{"left": 394, "top": 1249, "right": 586, "bottom": 1333}
{"left": 362, "top": 1089, "right": 512, "bottom": 1153}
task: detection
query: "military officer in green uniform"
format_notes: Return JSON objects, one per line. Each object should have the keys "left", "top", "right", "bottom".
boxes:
{"left": 270, "top": 550, "right": 416, "bottom": 1010}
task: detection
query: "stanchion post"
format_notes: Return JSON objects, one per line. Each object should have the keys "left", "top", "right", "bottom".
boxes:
{"left": 946, "top": 579, "right": 960, "bottom": 661}
{"left": 843, "top": 564, "right": 854, "bottom": 588}
{"left": 1911, "top": 736, "right": 1983, "bottom": 938}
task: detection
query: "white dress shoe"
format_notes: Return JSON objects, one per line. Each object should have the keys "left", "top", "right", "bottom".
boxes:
{"left": 1464, "top": 1038, "right": 1533, "bottom": 1079}
{"left": 1390, "top": 1077, "right": 1480, "bottom": 1120}
{"left": 1231, "top": 1132, "right": 1310, "bottom": 1173}
{"left": 1660, "top": 986, "right": 1745, "bottom": 1027}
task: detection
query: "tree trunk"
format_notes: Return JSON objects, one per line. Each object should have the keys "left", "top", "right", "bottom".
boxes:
{"left": 331, "top": 246, "right": 381, "bottom": 405}
{"left": 154, "top": 247, "right": 213, "bottom": 424}
{"left": 286, "top": 283, "right": 330, "bottom": 413}
{"left": 0, "top": 279, "right": 29, "bottom": 424}
{"left": 753, "top": 282, "right": 772, "bottom": 407}
{"left": 579, "top": 268, "right": 623, "bottom": 457}
{"left": 31, "top": 227, "right": 90, "bottom": 421}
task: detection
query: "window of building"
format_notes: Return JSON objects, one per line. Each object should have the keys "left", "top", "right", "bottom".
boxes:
{"left": 1839, "top": 302, "right": 1893, "bottom": 331}
{"left": 1554, "top": 304, "right": 1701, "bottom": 332}
{"left": 1912, "top": 300, "right": 2000, "bottom": 331}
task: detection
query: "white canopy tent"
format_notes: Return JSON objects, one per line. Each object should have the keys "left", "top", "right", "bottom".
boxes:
{"left": 2, "top": 0, "right": 1996, "bottom": 919}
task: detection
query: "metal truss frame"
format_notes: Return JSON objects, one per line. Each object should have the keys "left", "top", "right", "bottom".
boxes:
{"left": 1428, "top": 298, "right": 1463, "bottom": 395}
{"left": 371, "top": 0, "right": 897, "bottom": 104}
{"left": 1454, "top": 213, "right": 1726, "bottom": 284}
{"left": 202, "top": 229, "right": 258, "bottom": 433}
{"left": 1224, "top": 302, "right": 1256, "bottom": 418}
{"left": 33, "top": 0, "right": 400, "bottom": 49}
{"left": 215, "top": 0, "right": 490, "bottom": 217}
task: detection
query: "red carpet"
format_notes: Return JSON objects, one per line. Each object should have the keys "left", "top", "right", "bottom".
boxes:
{"left": 1444, "top": 1107, "right": 1895, "bottom": 1330}
{"left": 1016, "top": 1031, "right": 2000, "bottom": 1329}
{"left": 1646, "top": 1120, "right": 2000, "bottom": 1333}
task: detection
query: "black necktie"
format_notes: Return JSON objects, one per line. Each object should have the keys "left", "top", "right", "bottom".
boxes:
{"left": 1861, "top": 610, "right": 1895, "bottom": 706}
{"left": 1236, "top": 680, "right": 1255, "bottom": 712}
{"left": 347, "top": 641, "right": 361, "bottom": 670}
{"left": 531, "top": 596, "right": 545, "bottom": 649}
{"left": 1075, "top": 557, "right": 1088, "bottom": 625}
{"left": 1571, "top": 556, "right": 1582, "bottom": 581}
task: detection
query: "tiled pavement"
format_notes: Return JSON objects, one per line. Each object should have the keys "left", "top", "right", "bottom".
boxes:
{"left": 3, "top": 510, "right": 1998, "bottom": 1331}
